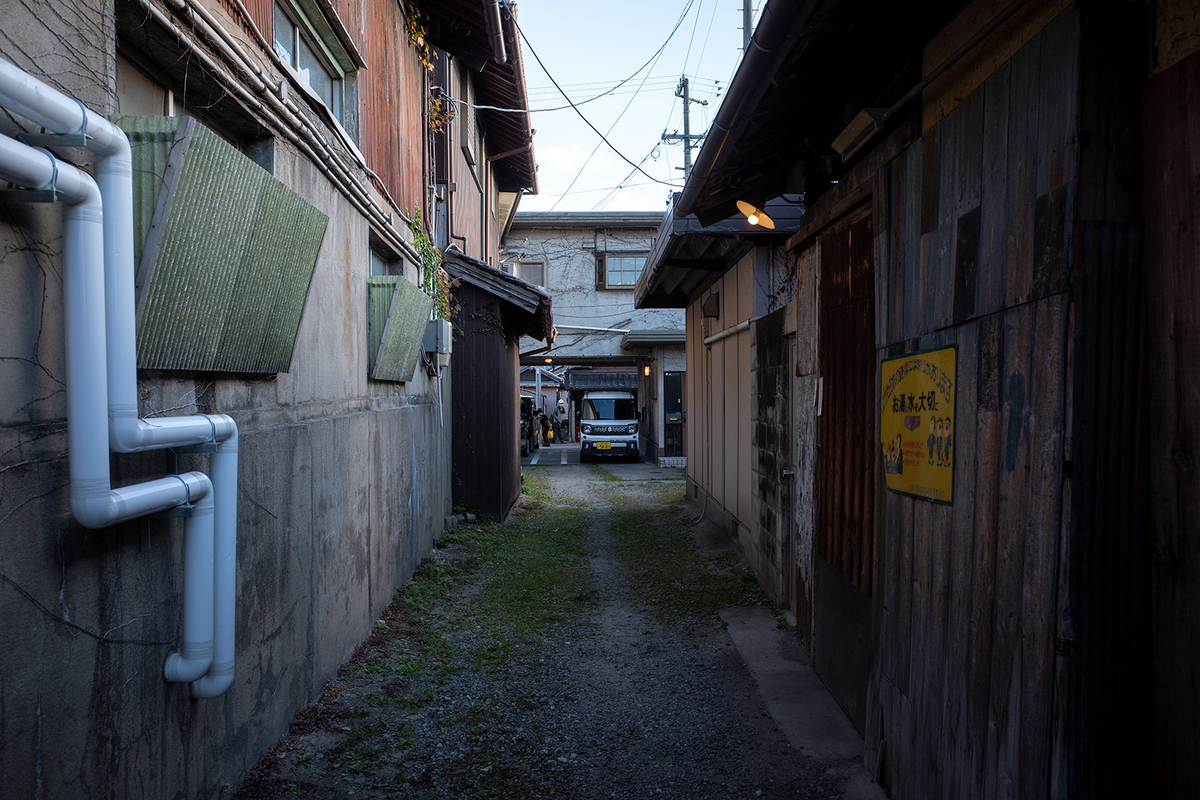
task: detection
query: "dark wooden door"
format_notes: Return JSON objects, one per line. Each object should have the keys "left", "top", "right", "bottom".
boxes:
{"left": 813, "top": 208, "right": 876, "bottom": 735}
{"left": 663, "top": 371, "right": 684, "bottom": 457}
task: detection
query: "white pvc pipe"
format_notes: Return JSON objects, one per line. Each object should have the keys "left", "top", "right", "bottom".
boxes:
{"left": 0, "top": 132, "right": 216, "bottom": 679}
{"left": 0, "top": 61, "right": 240, "bottom": 697}
{"left": 164, "top": 484, "right": 215, "bottom": 682}
{"left": 193, "top": 427, "right": 237, "bottom": 697}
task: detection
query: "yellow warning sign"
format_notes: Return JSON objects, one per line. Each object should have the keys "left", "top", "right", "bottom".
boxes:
{"left": 880, "top": 345, "right": 957, "bottom": 504}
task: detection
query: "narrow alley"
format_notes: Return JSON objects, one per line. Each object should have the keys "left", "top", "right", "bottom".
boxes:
{"left": 231, "top": 465, "right": 875, "bottom": 799}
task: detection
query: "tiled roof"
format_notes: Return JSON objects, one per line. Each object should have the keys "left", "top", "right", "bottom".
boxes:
{"left": 565, "top": 371, "right": 638, "bottom": 391}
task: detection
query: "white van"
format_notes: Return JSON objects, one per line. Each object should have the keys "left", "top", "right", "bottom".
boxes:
{"left": 579, "top": 390, "right": 639, "bottom": 462}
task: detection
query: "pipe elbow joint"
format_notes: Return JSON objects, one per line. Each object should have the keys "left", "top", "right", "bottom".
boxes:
{"left": 164, "top": 651, "right": 212, "bottom": 684}
{"left": 206, "top": 414, "right": 238, "bottom": 446}
{"left": 70, "top": 488, "right": 119, "bottom": 530}
{"left": 108, "top": 413, "right": 145, "bottom": 453}
{"left": 192, "top": 662, "right": 234, "bottom": 699}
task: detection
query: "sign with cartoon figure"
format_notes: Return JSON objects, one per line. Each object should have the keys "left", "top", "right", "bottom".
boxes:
{"left": 880, "top": 345, "right": 957, "bottom": 503}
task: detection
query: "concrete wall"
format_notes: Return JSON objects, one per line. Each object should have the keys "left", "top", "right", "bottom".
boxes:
{"left": 0, "top": 3, "right": 451, "bottom": 797}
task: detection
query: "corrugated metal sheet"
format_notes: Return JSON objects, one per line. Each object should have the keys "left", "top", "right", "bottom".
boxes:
{"left": 372, "top": 278, "right": 433, "bottom": 382}
{"left": 121, "top": 116, "right": 327, "bottom": 373}
{"left": 114, "top": 114, "right": 180, "bottom": 267}
{"left": 367, "top": 275, "right": 399, "bottom": 376}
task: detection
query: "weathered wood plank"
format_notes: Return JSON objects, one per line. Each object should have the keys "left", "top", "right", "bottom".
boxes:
{"left": 953, "top": 207, "right": 982, "bottom": 325}
{"left": 977, "top": 61, "right": 1011, "bottom": 318}
{"left": 1017, "top": 295, "right": 1067, "bottom": 800}
{"left": 901, "top": 142, "right": 924, "bottom": 342}
{"left": 939, "top": 320, "right": 979, "bottom": 800}
{"left": 966, "top": 311, "right": 1002, "bottom": 799}
{"left": 921, "top": 121, "right": 942, "bottom": 237}
{"left": 875, "top": 165, "right": 893, "bottom": 350}
{"left": 986, "top": 304, "right": 1033, "bottom": 800}
{"left": 1144, "top": 47, "right": 1200, "bottom": 800}
{"left": 1003, "top": 29, "right": 1040, "bottom": 309}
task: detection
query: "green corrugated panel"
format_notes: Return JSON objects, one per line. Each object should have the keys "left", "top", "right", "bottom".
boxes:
{"left": 113, "top": 115, "right": 180, "bottom": 267}
{"left": 367, "top": 276, "right": 399, "bottom": 376}
{"left": 372, "top": 278, "right": 432, "bottom": 383}
{"left": 217, "top": 177, "right": 328, "bottom": 372}
{"left": 123, "top": 117, "right": 327, "bottom": 373}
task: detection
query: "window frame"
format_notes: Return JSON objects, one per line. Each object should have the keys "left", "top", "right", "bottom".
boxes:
{"left": 595, "top": 252, "right": 647, "bottom": 290}
{"left": 273, "top": 0, "right": 351, "bottom": 128}
{"left": 514, "top": 258, "right": 545, "bottom": 288}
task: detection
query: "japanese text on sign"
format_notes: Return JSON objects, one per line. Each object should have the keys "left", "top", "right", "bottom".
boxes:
{"left": 880, "top": 345, "right": 957, "bottom": 504}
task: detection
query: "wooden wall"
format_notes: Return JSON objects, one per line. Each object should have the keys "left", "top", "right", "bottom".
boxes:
{"left": 863, "top": 7, "right": 1079, "bottom": 799}
{"left": 451, "top": 283, "right": 520, "bottom": 520}
{"left": 1143, "top": 45, "right": 1200, "bottom": 800}
{"left": 684, "top": 253, "right": 756, "bottom": 532}
{"left": 355, "top": 0, "right": 427, "bottom": 214}
{"left": 449, "top": 61, "right": 489, "bottom": 262}
{"left": 232, "top": 0, "right": 427, "bottom": 214}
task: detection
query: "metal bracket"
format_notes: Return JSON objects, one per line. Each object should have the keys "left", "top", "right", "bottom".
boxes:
{"left": 158, "top": 503, "right": 198, "bottom": 519}
{"left": 0, "top": 188, "right": 59, "bottom": 203}
{"left": 17, "top": 100, "right": 91, "bottom": 150}
{"left": 175, "top": 443, "right": 219, "bottom": 454}
{"left": 16, "top": 132, "right": 89, "bottom": 148}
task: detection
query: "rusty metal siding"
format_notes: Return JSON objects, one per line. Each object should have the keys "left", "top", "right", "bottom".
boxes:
{"left": 816, "top": 210, "right": 876, "bottom": 596}
{"left": 357, "top": 0, "right": 427, "bottom": 214}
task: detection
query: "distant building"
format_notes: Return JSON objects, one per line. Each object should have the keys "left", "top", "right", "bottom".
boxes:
{"left": 503, "top": 212, "right": 686, "bottom": 466}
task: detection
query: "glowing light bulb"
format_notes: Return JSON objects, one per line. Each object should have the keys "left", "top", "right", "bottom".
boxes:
{"left": 747, "top": 213, "right": 760, "bottom": 225}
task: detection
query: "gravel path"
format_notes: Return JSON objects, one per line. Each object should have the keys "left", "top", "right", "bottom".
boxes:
{"left": 231, "top": 465, "right": 843, "bottom": 799}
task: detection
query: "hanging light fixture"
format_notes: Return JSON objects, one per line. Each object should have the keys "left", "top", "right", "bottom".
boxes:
{"left": 736, "top": 199, "right": 776, "bottom": 229}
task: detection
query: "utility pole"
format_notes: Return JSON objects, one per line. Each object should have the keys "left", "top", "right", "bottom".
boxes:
{"left": 743, "top": 0, "right": 753, "bottom": 51}
{"left": 660, "top": 76, "right": 707, "bottom": 181}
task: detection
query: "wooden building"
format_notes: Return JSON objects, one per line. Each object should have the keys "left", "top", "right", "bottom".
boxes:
{"left": 444, "top": 249, "right": 553, "bottom": 520}
{"left": 637, "top": 0, "right": 1198, "bottom": 797}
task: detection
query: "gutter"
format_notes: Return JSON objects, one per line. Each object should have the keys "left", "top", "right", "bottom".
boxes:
{"left": 674, "top": 0, "right": 817, "bottom": 217}
{"left": 486, "top": 0, "right": 508, "bottom": 64}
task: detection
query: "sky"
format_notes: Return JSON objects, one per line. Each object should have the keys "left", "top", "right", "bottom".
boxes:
{"left": 508, "top": 0, "right": 762, "bottom": 214}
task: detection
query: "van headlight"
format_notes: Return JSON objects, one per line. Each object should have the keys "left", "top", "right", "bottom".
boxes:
{"left": 581, "top": 424, "right": 593, "bottom": 435}
{"left": 627, "top": 423, "right": 638, "bottom": 435}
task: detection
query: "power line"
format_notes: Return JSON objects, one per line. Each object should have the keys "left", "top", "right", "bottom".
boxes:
{"left": 510, "top": 9, "right": 687, "bottom": 190}
{"left": 681, "top": 0, "right": 706, "bottom": 77}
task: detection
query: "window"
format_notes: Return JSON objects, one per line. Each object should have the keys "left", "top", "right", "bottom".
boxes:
{"left": 599, "top": 254, "right": 645, "bottom": 289}
{"left": 274, "top": 2, "right": 343, "bottom": 122}
{"left": 370, "top": 246, "right": 402, "bottom": 277}
{"left": 583, "top": 398, "right": 637, "bottom": 421}
{"left": 515, "top": 260, "right": 544, "bottom": 287}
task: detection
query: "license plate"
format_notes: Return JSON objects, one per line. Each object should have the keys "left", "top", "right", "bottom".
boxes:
{"left": 595, "top": 442, "right": 611, "bottom": 450}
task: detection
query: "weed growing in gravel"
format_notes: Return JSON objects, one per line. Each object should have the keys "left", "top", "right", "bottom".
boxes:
{"left": 586, "top": 464, "right": 624, "bottom": 482}
{"left": 607, "top": 489, "right": 767, "bottom": 620}
{"left": 472, "top": 505, "right": 596, "bottom": 652}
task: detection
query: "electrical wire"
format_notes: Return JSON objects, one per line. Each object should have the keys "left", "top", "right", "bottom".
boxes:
{"left": 510, "top": 10, "right": 686, "bottom": 189}
{"left": 681, "top": 0, "right": 706, "bottom": 77}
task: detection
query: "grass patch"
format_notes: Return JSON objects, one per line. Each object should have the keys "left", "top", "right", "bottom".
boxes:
{"left": 586, "top": 464, "right": 624, "bottom": 482}
{"left": 472, "top": 505, "right": 595, "bottom": 648}
{"left": 607, "top": 494, "right": 767, "bottom": 620}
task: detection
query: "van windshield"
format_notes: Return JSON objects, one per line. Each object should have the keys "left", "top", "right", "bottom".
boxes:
{"left": 583, "top": 398, "right": 636, "bottom": 420}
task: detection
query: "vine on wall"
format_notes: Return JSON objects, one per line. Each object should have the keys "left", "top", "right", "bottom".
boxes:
{"left": 409, "top": 209, "right": 455, "bottom": 320}
{"left": 405, "top": 2, "right": 435, "bottom": 72}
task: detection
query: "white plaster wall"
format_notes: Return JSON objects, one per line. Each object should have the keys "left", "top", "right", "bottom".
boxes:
{"left": 506, "top": 225, "right": 683, "bottom": 359}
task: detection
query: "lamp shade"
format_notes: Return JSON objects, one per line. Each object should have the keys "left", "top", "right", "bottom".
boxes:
{"left": 736, "top": 199, "right": 776, "bottom": 229}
